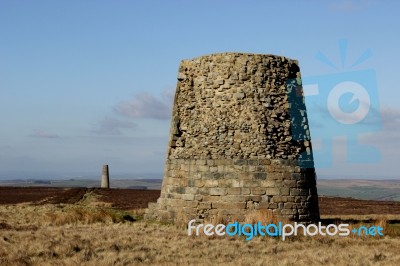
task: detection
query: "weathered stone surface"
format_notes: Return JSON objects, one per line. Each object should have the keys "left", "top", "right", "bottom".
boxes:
{"left": 251, "top": 188, "right": 266, "bottom": 195}
{"left": 227, "top": 187, "right": 241, "bottom": 195}
{"left": 209, "top": 188, "right": 227, "bottom": 196}
{"left": 144, "top": 53, "right": 320, "bottom": 223}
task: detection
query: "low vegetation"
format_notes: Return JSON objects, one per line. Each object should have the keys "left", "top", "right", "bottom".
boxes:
{"left": 1, "top": 204, "right": 400, "bottom": 265}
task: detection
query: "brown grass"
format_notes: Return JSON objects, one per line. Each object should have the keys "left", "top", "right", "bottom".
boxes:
{"left": 1, "top": 204, "right": 400, "bottom": 265}
{"left": 44, "top": 207, "right": 128, "bottom": 226}
{"left": 244, "top": 209, "right": 288, "bottom": 225}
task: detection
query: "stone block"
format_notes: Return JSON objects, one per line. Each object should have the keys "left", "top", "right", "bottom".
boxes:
{"left": 281, "top": 209, "right": 297, "bottom": 215}
{"left": 248, "top": 165, "right": 257, "bottom": 172}
{"left": 280, "top": 187, "right": 290, "bottom": 196}
{"left": 294, "top": 196, "right": 307, "bottom": 203}
{"left": 181, "top": 194, "right": 194, "bottom": 200}
{"left": 265, "top": 188, "right": 280, "bottom": 195}
{"left": 170, "top": 186, "right": 185, "bottom": 194}
{"left": 254, "top": 172, "right": 267, "bottom": 180}
{"left": 209, "top": 188, "right": 227, "bottom": 196}
{"left": 198, "top": 165, "right": 209, "bottom": 172}
{"left": 225, "top": 172, "right": 239, "bottom": 179}
{"left": 192, "top": 172, "right": 202, "bottom": 180}
{"left": 251, "top": 187, "right": 266, "bottom": 195}
{"left": 182, "top": 207, "right": 197, "bottom": 215}
{"left": 189, "top": 164, "right": 199, "bottom": 172}
{"left": 205, "top": 180, "right": 219, "bottom": 188}
{"left": 187, "top": 179, "right": 196, "bottom": 187}
{"left": 284, "top": 202, "right": 294, "bottom": 209}
{"left": 196, "top": 159, "right": 207, "bottom": 165}
{"left": 259, "top": 159, "right": 271, "bottom": 165}
{"left": 268, "top": 203, "right": 278, "bottom": 209}
{"left": 232, "top": 179, "right": 241, "bottom": 188}
{"left": 260, "top": 180, "right": 276, "bottom": 188}
{"left": 241, "top": 188, "right": 251, "bottom": 195}
{"left": 245, "top": 195, "right": 262, "bottom": 202}
{"left": 283, "top": 180, "right": 297, "bottom": 187}
{"left": 218, "top": 179, "right": 232, "bottom": 187}
{"left": 290, "top": 188, "right": 308, "bottom": 196}
{"left": 209, "top": 172, "right": 224, "bottom": 179}
{"left": 233, "top": 159, "right": 247, "bottom": 166}
{"left": 227, "top": 187, "right": 241, "bottom": 195}
{"left": 206, "top": 159, "right": 215, "bottom": 166}
{"left": 290, "top": 188, "right": 300, "bottom": 196}
{"left": 180, "top": 164, "right": 190, "bottom": 171}
{"left": 239, "top": 173, "right": 252, "bottom": 180}
{"left": 247, "top": 159, "right": 259, "bottom": 166}
{"left": 256, "top": 166, "right": 265, "bottom": 172}
{"left": 186, "top": 187, "right": 199, "bottom": 194}
{"left": 241, "top": 180, "right": 260, "bottom": 188}
{"left": 195, "top": 195, "right": 203, "bottom": 201}
{"left": 185, "top": 200, "right": 199, "bottom": 208}
{"left": 212, "top": 202, "right": 246, "bottom": 209}
{"left": 195, "top": 180, "right": 205, "bottom": 188}
{"left": 258, "top": 201, "right": 269, "bottom": 209}
{"left": 299, "top": 215, "right": 310, "bottom": 221}
{"left": 203, "top": 195, "right": 220, "bottom": 202}
{"left": 223, "top": 195, "right": 247, "bottom": 202}
{"left": 268, "top": 173, "right": 284, "bottom": 180}
{"left": 224, "top": 165, "right": 236, "bottom": 173}
{"left": 209, "top": 166, "right": 218, "bottom": 172}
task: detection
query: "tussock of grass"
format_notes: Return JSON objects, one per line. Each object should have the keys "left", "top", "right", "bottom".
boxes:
{"left": 44, "top": 206, "right": 134, "bottom": 225}
{"left": 0, "top": 204, "right": 137, "bottom": 227}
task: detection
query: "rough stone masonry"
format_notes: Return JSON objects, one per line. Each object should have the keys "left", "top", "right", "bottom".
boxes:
{"left": 145, "top": 52, "right": 319, "bottom": 223}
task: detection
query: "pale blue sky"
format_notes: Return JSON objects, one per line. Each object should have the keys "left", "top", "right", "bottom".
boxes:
{"left": 1, "top": 0, "right": 399, "bottom": 179}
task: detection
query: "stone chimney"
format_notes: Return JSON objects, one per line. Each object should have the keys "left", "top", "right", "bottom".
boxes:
{"left": 145, "top": 53, "right": 319, "bottom": 223}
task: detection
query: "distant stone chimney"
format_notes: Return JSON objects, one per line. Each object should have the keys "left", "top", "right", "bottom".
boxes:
{"left": 101, "top": 164, "right": 110, "bottom": 188}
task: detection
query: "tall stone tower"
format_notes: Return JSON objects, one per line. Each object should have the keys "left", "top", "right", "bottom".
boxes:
{"left": 145, "top": 53, "right": 319, "bottom": 223}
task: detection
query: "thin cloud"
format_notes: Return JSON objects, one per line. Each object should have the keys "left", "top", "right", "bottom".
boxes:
{"left": 161, "top": 89, "right": 175, "bottom": 104}
{"left": 307, "top": 101, "right": 383, "bottom": 127}
{"left": 29, "top": 130, "right": 60, "bottom": 139}
{"left": 92, "top": 117, "right": 137, "bottom": 135}
{"left": 380, "top": 107, "right": 400, "bottom": 129}
{"left": 358, "top": 106, "right": 400, "bottom": 150}
{"left": 115, "top": 90, "right": 174, "bottom": 120}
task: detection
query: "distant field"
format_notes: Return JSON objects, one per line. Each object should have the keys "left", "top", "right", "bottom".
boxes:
{"left": 1, "top": 187, "right": 400, "bottom": 219}
{"left": 2, "top": 178, "right": 400, "bottom": 201}
{"left": 0, "top": 178, "right": 163, "bottom": 190}
{"left": 318, "top": 179, "right": 400, "bottom": 201}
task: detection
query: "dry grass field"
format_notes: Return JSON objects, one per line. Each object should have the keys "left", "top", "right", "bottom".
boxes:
{"left": 1, "top": 188, "right": 400, "bottom": 265}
